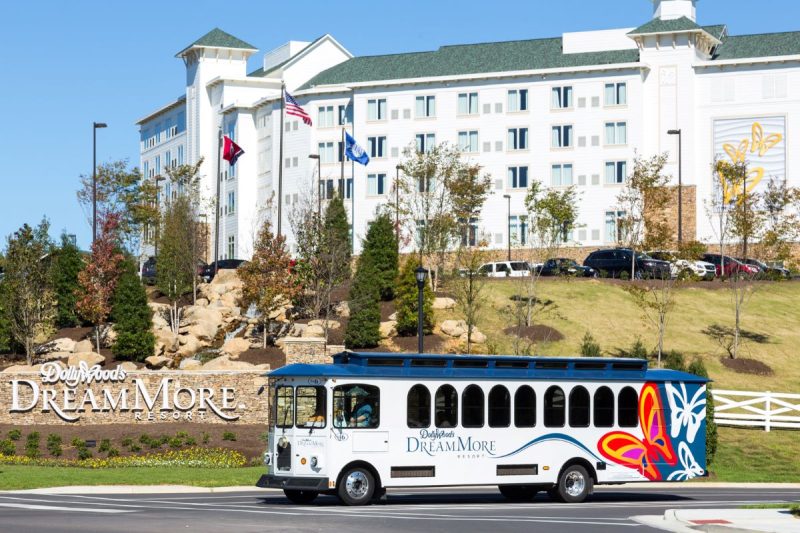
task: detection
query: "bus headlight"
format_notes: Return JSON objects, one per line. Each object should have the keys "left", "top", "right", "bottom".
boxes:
{"left": 277, "top": 436, "right": 289, "bottom": 449}
{"left": 263, "top": 452, "right": 272, "bottom": 466}
{"left": 310, "top": 456, "right": 318, "bottom": 468}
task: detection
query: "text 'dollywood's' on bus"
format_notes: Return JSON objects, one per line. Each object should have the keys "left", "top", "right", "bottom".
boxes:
{"left": 256, "top": 352, "right": 708, "bottom": 506}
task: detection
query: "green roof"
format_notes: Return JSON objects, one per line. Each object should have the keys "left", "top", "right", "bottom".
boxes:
{"left": 628, "top": 16, "right": 702, "bottom": 35}
{"left": 180, "top": 28, "right": 256, "bottom": 55}
{"left": 713, "top": 30, "right": 800, "bottom": 60}
{"left": 301, "top": 37, "right": 639, "bottom": 89}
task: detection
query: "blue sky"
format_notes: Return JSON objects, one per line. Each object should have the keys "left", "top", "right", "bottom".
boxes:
{"left": 1, "top": 0, "right": 797, "bottom": 250}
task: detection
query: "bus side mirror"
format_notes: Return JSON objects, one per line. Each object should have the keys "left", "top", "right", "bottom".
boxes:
{"left": 257, "top": 385, "right": 265, "bottom": 395}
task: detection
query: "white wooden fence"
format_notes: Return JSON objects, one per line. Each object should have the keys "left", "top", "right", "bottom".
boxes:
{"left": 711, "top": 389, "right": 800, "bottom": 432}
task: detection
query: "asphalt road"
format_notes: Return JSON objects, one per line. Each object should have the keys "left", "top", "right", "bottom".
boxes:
{"left": 0, "top": 486, "right": 797, "bottom": 532}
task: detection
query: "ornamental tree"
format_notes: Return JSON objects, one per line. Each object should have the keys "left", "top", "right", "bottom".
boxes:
{"left": 76, "top": 213, "right": 125, "bottom": 353}
{"left": 111, "top": 258, "right": 155, "bottom": 361}
{"left": 51, "top": 233, "right": 84, "bottom": 328}
{"left": 359, "top": 212, "right": 398, "bottom": 301}
{"left": 344, "top": 255, "right": 381, "bottom": 349}
{"left": 395, "top": 257, "right": 434, "bottom": 337}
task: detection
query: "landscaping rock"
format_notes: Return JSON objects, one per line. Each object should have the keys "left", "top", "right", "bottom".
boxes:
{"left": 100, "top": 324, "right": 117, "bottom": 348}
{"left": 36, "top": 337, "right": 76, "bottom": 355}
{"left": 195, "top": 298, "right": 209, "bottom": 307}
{"left": 180, "top": 306, "right": 224, "bottom": 342}
{"left": 3, "top": 365, "right": 38, "bottom": 373}
{"left": 144, "top": 355, "right": 171, "bottom": 369}
{"left": 67, "top": 352, "right": 105, "bottom": 367}
{"left": 177, "top": 335, "right": 206, "bottom": 358}
{"left": 440, "top": 319, "right": 467, "bottom": 338}
{"left": 119, "top": 362, "right": 138, "bottom": 372}
{"left": 39, "top": 351, "right": 71, "bottom": 362}
{"left": 288, "top": 323, "right": 307, "bottom": 337}
{"left": 309, "top": 319, "right": 341, "bottom": 331}
{"left": 74, "top": 339, "right": 94, "bottom": 353}
{"left": 221, "top": 337, "right": 250, "bottom": 359}
{"left": 305, "top": 324, "right": 326, "bottom": 338}
{"left": 379, "top": 321, "right": 397, "bottom": 339}
{"left": 334, "top": 301, "right": 350, "bottom": 318}
{"left": 179, "top": 359, "right": 203, "bottom": 370}
{"left": 433, "top": 297, "right": 457, "bottom": 310}
{"left": 460, "top": 328, "right": 487, "bottom": 345}
{"left": 201, "top": 355, "right": 256, "bottom": 371}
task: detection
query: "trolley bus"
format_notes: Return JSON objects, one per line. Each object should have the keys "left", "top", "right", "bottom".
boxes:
{"left": 257, "top": 352, "right": 708, "bottom": 505}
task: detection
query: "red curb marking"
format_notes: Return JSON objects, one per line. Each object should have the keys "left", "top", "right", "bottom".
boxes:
{"left": 690, "top": 520, "right": 733, "bottom": 525}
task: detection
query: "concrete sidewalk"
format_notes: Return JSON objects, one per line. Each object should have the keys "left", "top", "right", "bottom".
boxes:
{"left": 633, "top": 508, "right": 800, "bottom": 533}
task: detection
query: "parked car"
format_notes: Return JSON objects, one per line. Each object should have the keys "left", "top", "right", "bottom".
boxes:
{"left": 736, "top": 258, "right": 791, "bottom": 279}
{"left": 583, "top": 249, "right": 671, "bottom": 279}
{"left": 201, "top": 259, "right": 247, "bottom": 283}
{"left": 538, "top": 258, "right": 597, "bottom": 278}
{"left": 141, "top": 257, "right": 157, "bottom": 285}
{"left": 478, "top": 261, "right": 533, "bottom": 278}
{"left": 647, "top": 251, "right": 716, "bottom": 280}
{"left": 702, "top": 254, "right": 759, "bottom": 277}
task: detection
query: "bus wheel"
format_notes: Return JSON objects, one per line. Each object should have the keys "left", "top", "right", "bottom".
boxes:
{"left": 555, "top": 464, "right": 592, "bottom": 503}
{"left": 338, "top": 466, "right": 375, "bottom": 506}
{"left": 283, "top": 489, "right": 318, "bottom": 504}
{"left": 499, "top": 485, "right": 538, "bottom": 502}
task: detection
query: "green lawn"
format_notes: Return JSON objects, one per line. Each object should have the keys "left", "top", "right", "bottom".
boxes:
{"left": 704, "top": 427, "right": 800, "bottom": 483}
{"left": 0, "top": 466, "right": 264, "bottom": 491}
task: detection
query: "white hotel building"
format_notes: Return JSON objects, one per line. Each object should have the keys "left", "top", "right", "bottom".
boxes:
{"left": 137, "top": 0, "right": 799, "bottom": 260}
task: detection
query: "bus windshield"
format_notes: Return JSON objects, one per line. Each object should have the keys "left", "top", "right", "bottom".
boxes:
{"left": 296, "top": 386, "right": 327, "bottom": 428}
{"left": 275, "top": 386, "right": 293, "bottom": 428}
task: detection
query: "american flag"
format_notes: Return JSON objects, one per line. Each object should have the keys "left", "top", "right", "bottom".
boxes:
{"left": 284, "top": 90, "right": 312, "bottom": 126}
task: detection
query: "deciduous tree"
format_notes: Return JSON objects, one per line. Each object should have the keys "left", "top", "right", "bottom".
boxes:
{"left": 450, "top": 242, "right": 491, "bottom": 354}
{"left": 156, "top": 195, "right": 195, "bottom": 335}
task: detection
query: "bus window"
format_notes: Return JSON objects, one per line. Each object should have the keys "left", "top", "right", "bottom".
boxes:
{"left": 514, "top": 385, "right": 536, "bottom": 427}
{"left": 435, "top": 385, "right": 458, "bottom": 428}
{"left": 544, "top": 386, "right": 565, "bottom": 427}
{"left": 333, "top": 384, "right": 380, "bottom": 429}
{"left": 594, "top": 386, "right": 614, "bottom": 428}
{"left": 569, "top": 386, "right": 590, "bottom": 428}
{"left": 407, "top": 385, "right": 431, "bottom": 428}
{"left": 296, "top": 386, "right": 326, "bottom": 428}
{"left": 462, "top": 385, "right": 485, "bottom": 428}
{"left": 276, "top": 386, "right": 294, "bottom": 428}
{"left": 618, "top": 386, "right": 638, "bottom": 428}
{"left": 488, "top": 385, "right": 511, "bottom": 428}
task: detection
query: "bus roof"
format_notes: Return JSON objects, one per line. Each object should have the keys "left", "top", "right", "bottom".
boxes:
{"left": 268, "top": 352, "right": 709, "bottom": 383}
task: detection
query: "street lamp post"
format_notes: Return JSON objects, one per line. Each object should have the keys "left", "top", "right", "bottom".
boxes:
{"left": 667, "top": 129, "right": 683, "bottom": 244}
{"left": 153, "top": 175, "right": 165, "bottom": 258}
{"left": 503, "top": 194, "right": 511, "bottom": 261}
{"left": 92, "top": 122, "right": 107, "bottom": 244}
{"left": 415, "top": 266, "right": 427, "bottom": 354}
{"left": 308, "top": 154, "right": 321, "bottom": 219}
{"left": 395, "top": 165, "right": 403, "bottom": 246}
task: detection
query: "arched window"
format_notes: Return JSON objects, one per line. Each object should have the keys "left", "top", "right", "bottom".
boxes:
{"left": 407, "top": 385, "right": 431, "bottom": 428}
{"left": 594, "top": 386, "right": 614, "bottom": 428}
{"left": 462, "top": 385, "right": 485, "bottom": 428}
{"left": 569, "top": 386, "right": 590, "bottom": 428}
{"left": 435, "top": 385, "right": 458, "bottom": 428}
{"left": 544, "top": 386, "right": 565, "bottom": 427}
{"left": 488, "top": 385, "right": 511, "bottom": 428}
{"left": 618, "top": 386, "right": 639, "bottom": 428}
{"left": 514, "top": 386, "right": 536, "bottom": 427}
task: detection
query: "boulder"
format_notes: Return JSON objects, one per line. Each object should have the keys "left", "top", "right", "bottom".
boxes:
{"left": 148, "top": 303, "right": 172, "bottom": 328}
{"left": 153, "top": 341, "right": 166, "bottom": 357}
{"left": 379, "top": 321, "right": 397, "bottom": 339}
{"left": 144, "top": 355, "right": 171, "bottom": 369}
{"left": 460, "top": 328, "right": 487, "bottom": 345}
{"left": 179, "top": 358, "right": 203, "bottom": 370}
{"left": 67, "top": 352, "right": 105, "bottom": 367}
{"left": 309, "top": 319, "right": 341, "bottom": 331}
{"left": 119, "top": 362, "right": 138, "bottom": 372}
{"left": 3, "top": 365, "right": 37, "bottom": 373}
{"left": 221, "top": 337, "right": 250, "bottom": 359}
{"left": 180, "top": 306, "right": 224, "bottom": 342}
{"left": 154, "top": 331, "right": 178, "bottom": 354}
{"left": 440, "top": 319, "right": 467, "bottom": 338}
{"left": 212, "top": 269, "right": 242, "bottom": 286}
{"left": 201, "top": 355, "right": 256, "bottom": 371}
{"left": 254, "top": 364, "right": 271, "bottom": 371}
{"left": 39, "top": 351, "right": 71, "bottom": 362}
{"left": 100, "top": 324, "right": 117, "bottom": 348}
{"left": 36, "top": 338, "right": 76, "bottom": 355}
{"left": 305, "top": 324, "right": 325, "bottom": 338}
{"left": 334, "top": 301, "right": 350, "bottom": 318}
{"left": 288, "top": 323, "right": 307, "bottom": 338}
{"left": 176, "top": 335, "right": 206, "bottom": 358}
{"left": 74, "top": 339, "right": 94, "bottom": 353}
{"left": 195, "top": 298, "right": 209, "bottom": 307}
{"left": 433, "top": 297, "right": 457, "bottom": 310}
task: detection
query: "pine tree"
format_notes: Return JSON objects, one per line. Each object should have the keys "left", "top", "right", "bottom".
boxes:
{"left": 322, "top": 195, "right": 351, "bottom": 283}
{"left": 687, "top": 358, "right": 718, "bottom": 467}
{"left": 51, "top": 234, "right": 84, "bottom": 328}
{"left": 344, "top": 257, "right": 381, "bottom": 349}
{"left": 0, "top": 280, "right": 11, "bottom": 354}
{"left": 111, "top": 259, "right": 155, "bottom": 361}
{"left": 360, "top": 213, "right": 398, "bottom": 301}
{"left": 395, "top": 258, "right": 434, "bottom": 337}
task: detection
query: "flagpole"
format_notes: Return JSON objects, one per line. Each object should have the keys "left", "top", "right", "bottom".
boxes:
{"left": 277, "top": 83, "right": 285, "bottom": 237}
{"left": 340, "top": 127, "right": 345, "bottom": 198}
{"left": 213, "top": 127, "right": 222, "bottom": 273}
{"left": 350, "top": 119, "right": 355, "bottom": 255}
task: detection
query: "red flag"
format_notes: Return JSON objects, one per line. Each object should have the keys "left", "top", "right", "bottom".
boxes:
{"left": 223, "top": 135, "right": 244, "bottom": 167}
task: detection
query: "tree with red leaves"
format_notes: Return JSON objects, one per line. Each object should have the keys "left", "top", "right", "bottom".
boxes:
{"left": 76, "top": 213, "right": 125, "bottom": 353}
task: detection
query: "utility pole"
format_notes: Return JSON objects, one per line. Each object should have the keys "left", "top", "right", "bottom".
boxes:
{"left": 92, "top": 121, "right": 107, "bottom": 245}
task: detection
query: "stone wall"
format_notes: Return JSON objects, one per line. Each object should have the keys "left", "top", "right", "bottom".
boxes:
{"left": 281, "top": 338, "right": 343, "bottom": 364}
{"left": 1, "top": 368, "right": 269, "bottom": 426}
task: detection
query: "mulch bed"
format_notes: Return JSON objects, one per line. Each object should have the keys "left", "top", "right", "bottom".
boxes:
{"left": 391, "top": 334, "right": 448, "bottom": 354}
{"left": 720, "top": 357, "right": 774, "bottom": 376}
{"left": 503, "top": 325, "right": 565, "bottom": 343}
{"left": 236, "top": 347, "right": 286, "bottom": 368}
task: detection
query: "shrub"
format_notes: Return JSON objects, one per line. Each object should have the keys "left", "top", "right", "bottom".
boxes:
{"left": 687, "top": 358, "right": 718, "bottom": 466}
{"left": 201, "top": 432, "right": 210, "bottom": 445}
{"left": 46, "top": 434, "right": 63, "bottom": 457}
{"left": 0, "top": 439, "right": 15, "bottom": 456}
{"left": 111, "top": 259, "right": 155, "bottom": 362}
{"left": 663, "top": 350, "right": 686, "bottom": 371}
{"left": 185, "top": 437, "right": 196, "bottom": 446}
{"left": 98, "top": 439, "right": 111, "bottom": 453}
{"left": 107, "top": 448, "right": 120, "bottom": 458}
{"left": 628, "top": 337, "right": 649, "bottom": 359}
{"left": 395, "top": 257, "right": 434, "bottom": 336}
{"left": 620, "top": 270, "right": 630, "bottom": 281}
{"left": 359, "top": 212, "right": 399, "bottom": 301}
{"left": 130, "top": 444, "right": 141, "bottom": 453}
{"left": 77, "top": 447, "right": 92, "bottom": 460}
{"left": 121, "top": 437, "right": 133, "bottom": 448}
{"left": 8, "top": 429, "right": 21, "bottom": 441}
{"left": 580, "top": 332, "right": 601, "bottom": 357}
{"left": 159, "top": 435, "right": 170, "bottom": 446}
{"left": 222, "top": 431, "right": 237, "bottom": 442}
{"left": 175, "top": 431, "right": 189, "bottom": 439}
{"left": 71, "top": 437, "right": 85, "bottom": 448}
{"left": 344, "top": 257, "right": 381, "bottom": 349}
{"left": 149, "top": 440, "right": 161, "bottom": 450}
{"left": 169, "top": 437, "right": 183, "bottom": 449}
{"left": 138, "top": 434, "right": 151, "bottom": 445}
{"left": 25, "top": 432, "right": 40, "bottom": 459}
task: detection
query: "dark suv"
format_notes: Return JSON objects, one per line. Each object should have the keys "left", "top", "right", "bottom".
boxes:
{"left": 583, "top": 249, "right": 671, "bottom": 279}
{"left": 141, "top": 257, "right": 157, "bottom": 285}
{"left": 201, "top": 259, "right": 246, "bottom": 283}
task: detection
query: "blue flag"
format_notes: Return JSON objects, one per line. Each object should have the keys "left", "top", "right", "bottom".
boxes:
{"left": 344, "top": 132, "right": 369, "bottom": 166}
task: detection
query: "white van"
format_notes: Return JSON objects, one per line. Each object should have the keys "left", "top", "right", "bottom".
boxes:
{"left": 479, "top": 261, "right": 533, "bottom": 278}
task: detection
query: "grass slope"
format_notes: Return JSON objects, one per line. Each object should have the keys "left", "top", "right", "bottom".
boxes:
{"left": 707, "top": 427, "right": 800, "bottom": 483}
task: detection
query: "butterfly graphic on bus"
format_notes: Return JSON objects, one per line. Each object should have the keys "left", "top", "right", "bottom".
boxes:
{"left": 597, "top": 383, "right": 677, "bottom": 481}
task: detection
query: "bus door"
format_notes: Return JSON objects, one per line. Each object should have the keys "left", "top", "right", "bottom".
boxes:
{"left": 332, "top": 383, "right": 388, "bottom": 454}
{"left": 273, "top": 381, "right": 328, "bottom": 477}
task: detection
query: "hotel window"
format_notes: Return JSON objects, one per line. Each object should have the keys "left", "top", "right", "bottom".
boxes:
{"left": 415, "top": 95, "right": 436, "bottom": 118}
{"left": 317, "top": 106, "right": 335, "bottom": 128}
{"left": 340, "top": 178, "right": 353, "bottom": 199}
{"left": 368, "top": 136, "right": 387, "bottom": 158}
{"left": 155, "top": 155, "right": 161, "bottom": 176}
{"left": 460, "top": 218, "right": 479, "bottom": 247}
{"left": 457, "top": 92, "right": 479, "bottom": 115}
{"left": 507, "top": 89, "right": 528, "bottom": 112}
{"left": 507, "top": 128, "right": 528, "bottom": 150}
{"left": 552, "top": 125, "right": 573, "bottom": 148}
{"left": 605, "top": 122, "right": 627, "bottom": 145}
{"left": 143, "top": 161, "right": 150, "bottom": 178}
{"left": 177, "top": 146, "right": 184, "bottom": 165}
{"left": 227, "top": 235, "right": 235, "bottom": 260}
{"left": 318, "top": 142, "right": 335, "bottom": 163}
{"left": 510, "top": 215, "right": 528, "bottom": 245}
{"left": 165, "top": 150, "right": 172, "bottom": 168}
{"left": 367, "top": 173, "right": 386, "bottom": 196}
{"left": 418, "top": 175, "right": 436, "bottom": 193}
{"left": 605, "top": 210, "right": 627, "bottom": 243}
{"left": 168, "top": 124, "right": 178, "bottom": 137}
{"left": 367, "top": 99, "right": 387, "bottom": 121}
{"left": 155, "top": 123, "right": 162, "bottom": 143}
{"left": 164, "top": 182, "right": 172, "bottom": 203}
{"left": 458, "top": 130, "right": 479, "bottom": 153}
{"left": 416, "top": 133, "right": 435, "bottom": 153}
{"left": 605, "top": 82, "right": 627, "bottom": 106}
{"left": 338, "top": 104, "right": 351, "bottom": 125}
{"left": 320, "top": 179, "right": 335, "bottom": 200}
{"left": 605, "top": 161, "right": 627, "bottom": 184}
{"left": 551, "top": 164, "right": 574, "bottom": 187}
{"left": 551, "top": 86, "right": 573, "bottom": 109}
{"left": 507, "top": 166, "right": 528, "bottom": 189}
{"left": 227, "top": 191, "right": 235, "bottom": 215}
